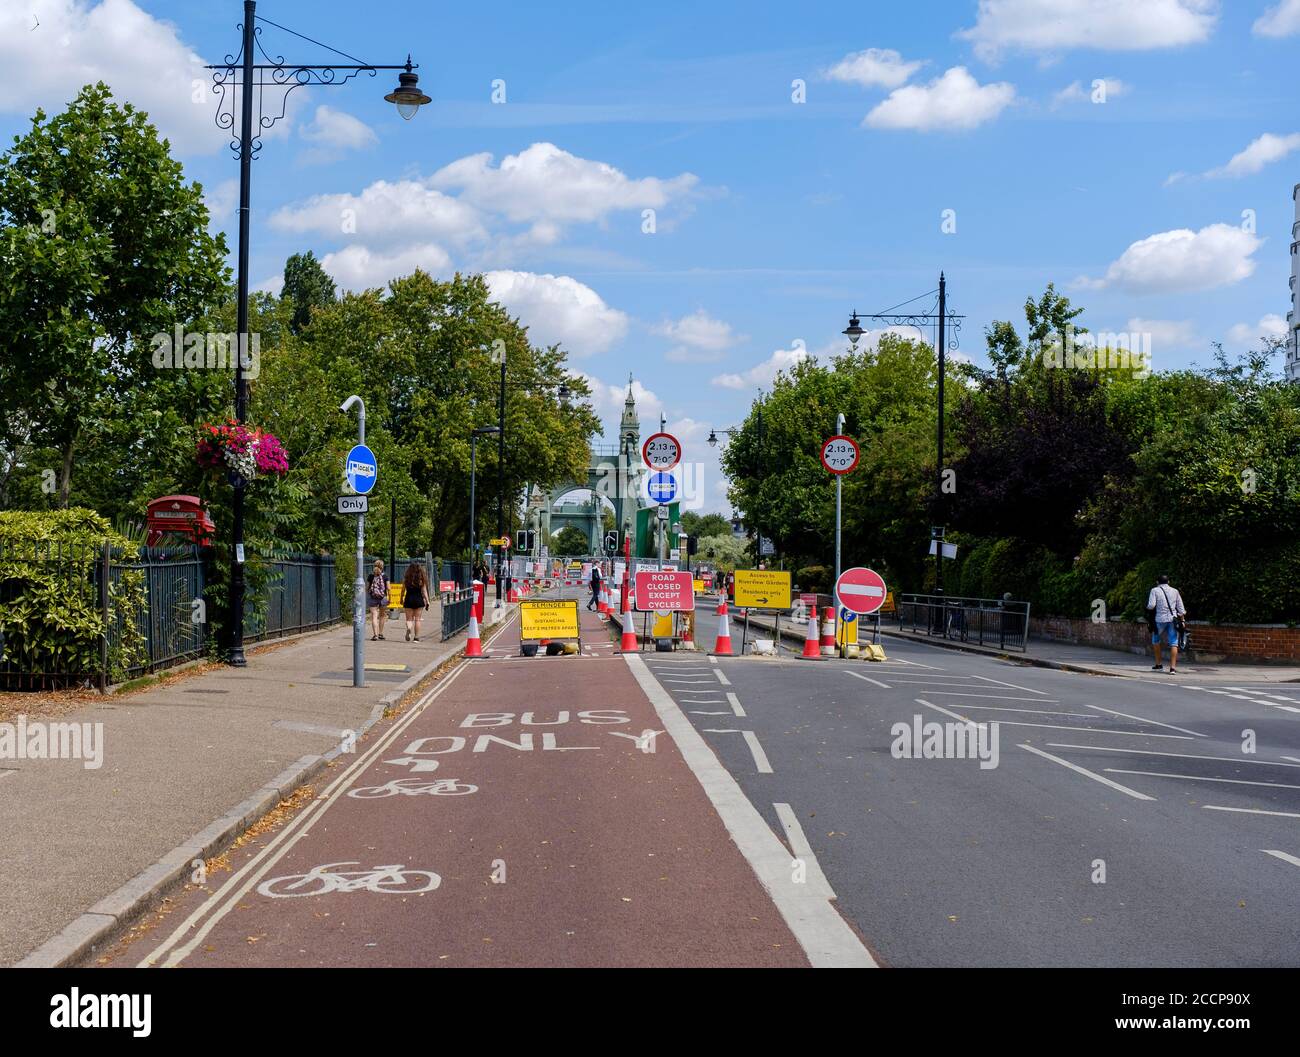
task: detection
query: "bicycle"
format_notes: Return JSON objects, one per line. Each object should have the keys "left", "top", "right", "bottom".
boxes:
{"left": 347, "top": 777, "right": 479, "bottom": 799}
{"left": 257, "top": 861, "right": 441, "bottom": 898}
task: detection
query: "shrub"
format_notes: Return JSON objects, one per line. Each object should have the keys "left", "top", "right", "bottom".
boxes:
{"left": 796, "top": 565, "right": 831, "bottom": 593}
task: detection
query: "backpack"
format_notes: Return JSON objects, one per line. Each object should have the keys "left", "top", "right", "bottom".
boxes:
{"left": 369, "top": 574, "right": 386, "bottom": 600}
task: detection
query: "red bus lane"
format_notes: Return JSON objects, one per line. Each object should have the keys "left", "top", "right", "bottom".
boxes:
{"left": 142, "top": 607, "right": 808, "bottom": 968}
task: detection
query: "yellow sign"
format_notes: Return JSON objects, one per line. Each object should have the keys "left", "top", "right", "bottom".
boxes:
{"left": 881, "top": 591, "right": 896, "bottom": 615}
{"left": 692, "top": 579, "right": 706, "bottom": 593}
{"left": 836, "top": 615, "right": 858, "bottom": 647}
{"left": 387, "top": 584, "right": 403, "bottom": 609}
{"left": 652, "top": 612, "right": 674, "bottom": 638}
{"left": 519, "top": 599, "right": 580, "bottom": 640}
{"left": 733, "top": 569, "right": 792, "bottom": 609}
{"left": 490, "top": 537, "right": 511, "bottom": 547}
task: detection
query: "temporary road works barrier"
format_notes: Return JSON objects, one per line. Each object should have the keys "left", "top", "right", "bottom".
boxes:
{"left": 733, "top": 568, "right": 793, "bottom": 657}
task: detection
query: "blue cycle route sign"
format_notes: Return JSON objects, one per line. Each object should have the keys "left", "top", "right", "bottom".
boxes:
{"left": 345, "top": 444, "right": 378, "bottom": 495}
{"left": 647, "top": 471, "right": 678, "bottom": 505}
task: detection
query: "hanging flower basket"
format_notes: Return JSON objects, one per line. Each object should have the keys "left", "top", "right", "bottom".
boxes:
{"left": 196, "top": 420, "right": 289, "bottom": 484}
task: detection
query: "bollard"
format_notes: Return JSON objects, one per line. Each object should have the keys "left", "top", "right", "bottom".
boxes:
{"left": 800, "top": 604, "right": 822, "bottom": 659}
{"left": 820, "top": 606, "right": 837, "bottom": 656}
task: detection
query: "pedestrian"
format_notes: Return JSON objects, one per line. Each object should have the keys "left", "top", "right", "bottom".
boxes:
{"left": 1146, "top": 574, "right": 1187, "bottom": 674}
{"left": 402, "top": 562, "right": 430, "bottom": 641}
{"left": 587, "top": 563, "right": 603, "bottom": 611}
{"left": 366, "top": 559, "right": 389, "bottom": 640}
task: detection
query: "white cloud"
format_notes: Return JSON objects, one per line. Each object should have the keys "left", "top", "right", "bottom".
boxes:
{"left": 322, "top": 243, "right": 452, "bottom": 292}
{"left": 1124, "top": 317, "right": 1198, "bottom": 351}
{"left": 865, "top": 67, "right": 1015, "bottom": 132}
{"left": 269, "top": 181, "right": 485, "bottom": 247}
{"left": 485, "top": 271, "right": 628, "bottom": 358}
{"left": 1207, "top": 132, "right": 1300, "bottom": 177}
{"left": 1077, "top": 223, "right": 1261, "bottom": 294}
{"left": 1254, "top": 0, "right": 1300, "bottom": 37}
{"left": 1052, "top": 77, "right": 1127, "bottom": 106}
{"left": 300, "top": 105, "right": 377, "bottom": 152}
{"left": 654, "top": 310, "right": 741, "bottom": 363}
{"left": 430, "top": 142, "right": 698, "bottom": 240}
{"left": 711, "top": 342, "right": 810, "bottom": 389}
{"left": 825, "top": 48, "right": 925, "bottom": 89}
{"left": 959, "top": 1, "right": 1218, "bottom": 60}
{"left": 201, "top": 178, "right": 238, "bottom": 225}
{"left": 0, "top": 0, "right": 227, "bottom": 153}
{"left": 1227, "top": 314, "right": 1288, "bottom": 345}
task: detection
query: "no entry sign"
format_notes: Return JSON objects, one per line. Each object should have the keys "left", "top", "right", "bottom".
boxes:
{"left": 821, "top": 435, "right": 859, "bottom": 475}
{"left": 633, "top": 570, "right": 695, "bottom": 612}
{"left": 835, "top": 566, "right": 887, "bottom": 615}
{"left": 642, "top": 432, "right": 681, "bottom": 471}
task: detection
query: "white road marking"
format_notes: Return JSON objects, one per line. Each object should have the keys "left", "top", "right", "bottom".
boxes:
{"left": 714, "top": 668, "right": 732, "bottom": 686}
{"left": 726, "top": 692, "right": 746, "bottom": 718}
{"left": 1086, "top": 704, "right": 1204, "bottom": 738}
{"left": 1018, "top": 744, "right": 1155, "bottom": 802}
{"left": 743, "top": 731, "right": 774, "bottom": 774}
{"left": 690, "top": 711, "right": 730, "bottom": 715}
{"left": 845, "top": 671, "right": 890, "bottom": 689}
{"left": 1104, "top": 769, "right": 1300, "bottom": 791}
{"left": 921, "top": 691, "right": 1060, "bottom": 703}
{"left": 773, "top": 803, "right": 836, "bottom": 901}
{"left": 1204, "top": 806, "right": 1300, "bottom": 819}
{"left": 625, "top": 654, "right": 874, "bottom": 967}
{"left": 1046, "top": 744, "right": 1300, "bottom": 768}
{"left": 972, "top": 675, "right": 1051, "bottom": 696}
{"left": 672, "top": 689, "right": 730, "bottom": 694}
{"left": 1262, "top": 850, "right": 1300, "bottom": 869}
{"left": 1284, "top": 757, "right": 1300, "bottom": 764}
{"left": 880, "top": 680, "right": 985, "bottom": 687}
{"left": 915, "top": 699, "right": 1192, "bottom": 739}
{"left": 708, "top": 656, "right": 718, "bottom": 664}
{"left": 942, "top": 703, "right": 1095, "bottom": 717}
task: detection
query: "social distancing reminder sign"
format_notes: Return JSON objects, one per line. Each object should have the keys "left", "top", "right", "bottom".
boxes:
{"left": 519, "top": 599, "right": 580, "bottom": 640}
{"left": 733, "top": 569, "right": 792, "bottom": 609}
{"left": 634, "top": 570, "right": 695, "bottom": 612}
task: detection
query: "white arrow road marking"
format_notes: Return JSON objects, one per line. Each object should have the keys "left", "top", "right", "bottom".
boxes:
{"left": 385, "top": 757, "right": 442, "bottom": 772}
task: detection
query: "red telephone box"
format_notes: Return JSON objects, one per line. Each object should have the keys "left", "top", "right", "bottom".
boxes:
{"left": 145, "top": 495, "right": 216, "bottom": 547}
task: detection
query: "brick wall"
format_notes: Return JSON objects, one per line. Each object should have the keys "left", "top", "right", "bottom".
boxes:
{"left": 1029, "top": 616, "right": 1300, "bottom": 664}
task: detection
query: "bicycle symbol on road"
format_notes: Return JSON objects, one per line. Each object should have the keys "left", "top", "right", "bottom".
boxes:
{"left": 348, "top": 777, "right": 479, "bottom": 798}
{"left": 257, "top": 861, "right": 442, "bottom": 898}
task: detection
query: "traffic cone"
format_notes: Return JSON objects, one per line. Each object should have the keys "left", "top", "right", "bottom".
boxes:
{"left": 619, "top": 589, "right": 638, "bottom": 652}
{"left": 464, "top": 610, "right": 483, "bottom": 657}
{"left": 508, "top": 583, "right": 519, "bottom": 603}
{"left": 598, "top": 580, "right": 610, "bottom": 615}
{"left": 800, "top": 604, "right": 822, "bottom": 659}
{"left": 820, "top": 606, "right": 837, "bottom": 656}
{"left": 716, "top": 593, "right": 726, "bottom": 615}
{"left": 713, "top": 598, "right": 734, "bottom": 656}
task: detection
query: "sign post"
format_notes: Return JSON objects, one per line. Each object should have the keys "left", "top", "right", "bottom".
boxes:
{"left": 340, "top": 399, "right": 377, "bottom": 688}
{"left": 835, "top": 566, "right": 887, "bottom": 650}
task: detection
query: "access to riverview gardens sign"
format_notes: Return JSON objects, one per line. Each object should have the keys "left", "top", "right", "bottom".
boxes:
{"left": 519, "top": 599, "right": 580, "bottom": 640}
{"left": 633, "top": 570, "right": 695, "bottom": 612}
{"left": 733, "top": 569, "right": 792, "bottom": 610}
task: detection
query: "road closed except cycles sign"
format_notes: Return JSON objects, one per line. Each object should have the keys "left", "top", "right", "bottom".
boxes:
{"left": 733, "top": 569, "right": 792, "bottom": 609}
{"left": 835, "top": 566, "right": 887, "bottom": 615}
{"left": 519, "top": 599, "right": 580, "bottom": 640}
{"left": 633, "top": 570, "right": 695, "bottom": 612}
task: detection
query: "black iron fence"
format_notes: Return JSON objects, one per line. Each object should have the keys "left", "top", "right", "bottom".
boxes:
{"left": 1, "top": 543, "right": 339, "bottom": 690}
{"left": 441, "top": 587, "right": 474, "bottom": 641}
{"left": 898, "top": 593, "right": 1031, "bottom": 651}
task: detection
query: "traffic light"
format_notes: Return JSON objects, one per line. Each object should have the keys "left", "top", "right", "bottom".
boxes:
{"left": 515, "top": 530, "right": 535, "bottom": 552}
{"left": 604, "top": 530, "right": 618, "bottom": 554}
{"left": 687, "top": 535, "right": 698, "bottom": 556}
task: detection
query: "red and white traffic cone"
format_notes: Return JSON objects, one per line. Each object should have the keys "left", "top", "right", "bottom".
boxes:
{"left": 619, "top": 589, "right": 638, "bottom": 652}
{"left": 464, "top": 610, "right": 483, "bottom": 657}
{"left": 713, "top": 598, "right": 734, "bottom": 656}
{"left": 800, "top": 604, "right": 822, "bottom": 659}
{"left": 598, "top": 580, "right": 609, "bottom": 615}
{"left": 716, "top": 593, "right": 726, "bottom": 615}
{"left": 820, "top": 606, "right": 837, "bottom": 656}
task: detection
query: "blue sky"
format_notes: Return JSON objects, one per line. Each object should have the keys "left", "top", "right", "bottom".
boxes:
{"left": 2, "top": 0, "right": 1298, "bottom": 513}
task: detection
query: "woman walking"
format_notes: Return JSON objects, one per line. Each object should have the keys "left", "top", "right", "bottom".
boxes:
{"left": 366, "top": 559, "right": 389, "bottom": 640}
{"left": 402, "top": 563, "right": 431, "bottom": 641}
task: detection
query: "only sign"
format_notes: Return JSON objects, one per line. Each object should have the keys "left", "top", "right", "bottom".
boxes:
{"left": 821, "top": 435, "right": 859, "bottom": 475}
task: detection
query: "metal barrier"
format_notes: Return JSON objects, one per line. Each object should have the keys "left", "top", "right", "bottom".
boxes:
{"left": 898, "top": 593, "right": 1030, "bottom": 651}
{"left": 441, "top": 587, "right": 474, "bottom": 641}
{"left": 246, "top": 552, "right": 339, "bottom": 643}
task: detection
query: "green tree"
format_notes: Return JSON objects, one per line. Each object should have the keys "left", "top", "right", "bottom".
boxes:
{"left": 282, "top": 250, "right": 336, "bottom": 335}
{"left": 551, "top": 526, "right": 590, "bottom": 556}
{"left": 695, "top": 533, "right": 747, "bottom": 570}
{"left": 0, "top": 83, "right": 228, "bottom": 507}
{"left": 681, "top": 511, "right": 730, "bottom": 538}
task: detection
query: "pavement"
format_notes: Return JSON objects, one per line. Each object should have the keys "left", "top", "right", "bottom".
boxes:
{"left": 2, "top": 596, "right": 511, "bottom": 967}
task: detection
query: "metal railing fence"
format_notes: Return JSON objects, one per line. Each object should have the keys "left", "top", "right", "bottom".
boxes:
{"left": 897, "top": 593, "right": 1030, "bottom": 651}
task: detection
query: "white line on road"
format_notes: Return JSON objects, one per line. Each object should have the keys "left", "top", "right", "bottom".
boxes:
{"left": 714, "top": 668, "right": 732, "bottom": 686}
{"left": 773, "top": 803, "right": 836, "bottom": 900}
{"left": 915, "top": 699, "right": 1193, "bottom": 739}
{"left": 972, "top": 675, "right": 1051, "bottom": 696}
{"left": 626, "top": 654, "right": 875, "bottom": 967}
{"left": 1018, "top": 744, "right": 1156, "bottom": 802}
{"left": 1046, "top": 744, "right": 1300, "bottom": 768}
{"left": 1104, "top": 769, "right": 1300, "bottom": 791}
{"left": 845, "top": 671, "right": 890, "bottom": 689}
{"left": 672, "top": 689, "right": 730, "bottom": 694}
{"left": 690, "top": 711, "right": 731, "bottom": 715}
{"left": 1203, "top": 805, "right": 1300, "bottom": 819}
{"left": 921, "top": 691, "right": 1061, "bottom": 703}
{"left": 940, "top": 703, "right": 1094, "bottom": 717}
{"left": 1086, "top": 704, "right": 1205, "bottom": 738}
{"left": 726, "top": 692, "right": 746, "bottom": 718}
{"left": 743, "top": 731, "right": 774, "bottom": 774}
{"left": 1262, "top": 850, "right": 1300, "bottom": 869}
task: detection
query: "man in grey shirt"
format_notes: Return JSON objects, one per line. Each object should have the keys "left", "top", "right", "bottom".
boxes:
{"left": 1147, "top": 574, "right": 1187, "bottom": 674}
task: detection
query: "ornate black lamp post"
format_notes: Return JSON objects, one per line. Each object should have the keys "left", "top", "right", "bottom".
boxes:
{"left": 206, "top": 1, "right": 429, "bottom": 664}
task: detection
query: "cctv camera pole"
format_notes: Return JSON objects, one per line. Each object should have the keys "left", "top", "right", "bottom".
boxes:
{"left": 342, "top": 396, "right": 366, "bottom": 688}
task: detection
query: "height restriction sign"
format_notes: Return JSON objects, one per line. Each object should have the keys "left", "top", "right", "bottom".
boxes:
{"left": 820, "top": 435, "right": 859, "bottom": 475}
{"left": 642, "top": 432, "right": 681, "bottom": 471}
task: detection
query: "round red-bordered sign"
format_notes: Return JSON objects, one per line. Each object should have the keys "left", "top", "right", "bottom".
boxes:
{"left": 642, "top": 432, "right": 681, "bottom": 471}
{"left": 835, "top": 566, "right": 887, "bottom": 615}
{"left": 821, "top": 435, "right": 859, "bottom": 475}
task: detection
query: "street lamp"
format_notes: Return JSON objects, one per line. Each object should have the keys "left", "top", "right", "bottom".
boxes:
{"left": 207, "top": 1, "right": 428, "bottom": 665}
{"left": 843, "top": 273, "right": 963, "bottom": 596}
{"left": 470, "top": 426, "right": 500, "bottom": 575}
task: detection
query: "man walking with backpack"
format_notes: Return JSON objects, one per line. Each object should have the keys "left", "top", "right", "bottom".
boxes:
{"left": 587, "top": 563, "right": 603, "bottom": 611}
{"left": 1147, "top": 574, "right": 1187, "bottom": 674}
